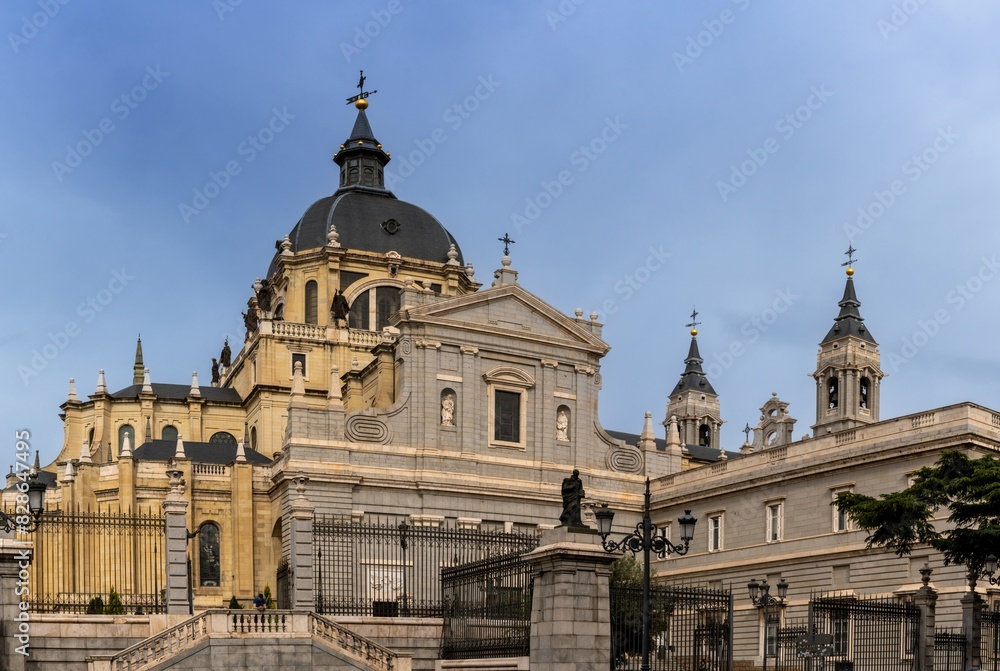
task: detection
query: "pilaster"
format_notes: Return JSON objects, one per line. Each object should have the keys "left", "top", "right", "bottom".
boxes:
{"left": 162, "top": 466, "right": 191, "bottom": 615}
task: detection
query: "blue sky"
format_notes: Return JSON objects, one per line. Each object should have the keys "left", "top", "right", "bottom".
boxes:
{"left": 3, "top": 2, "right": 1000, "bottom": 466}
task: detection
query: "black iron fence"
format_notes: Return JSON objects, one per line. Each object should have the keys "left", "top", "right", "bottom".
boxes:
{"left": 933, "top": 630, "right": 966, "bottom": 671}
{"left": 19, "top": 506, "right": 165, "bottom": 613}
{"left": 984, "top": 604, "right": 1000, "bottom": 671}
{"left": 313, "top": 514, "right": 540, "bottom": 617}
{"left": 440, "top": 551, "right": 532, "bottom": 659}
{"left": 610, "top": 583, "right": 732, "bottom": 671}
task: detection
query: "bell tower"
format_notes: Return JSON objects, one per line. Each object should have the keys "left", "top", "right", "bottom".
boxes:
{"left": 665, "top": 310, "right": 724, "bottom": 449}
{"left": 811, "top": 248, "right": 883, "bottom": 436}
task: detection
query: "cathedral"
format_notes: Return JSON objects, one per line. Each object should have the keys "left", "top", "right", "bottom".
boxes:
{"left": 6, "top": 88, "right": 998, "bottom": 670}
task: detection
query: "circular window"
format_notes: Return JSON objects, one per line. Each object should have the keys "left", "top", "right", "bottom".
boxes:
{"left": 381, "top": 218, "right": 401, "bottom": 235}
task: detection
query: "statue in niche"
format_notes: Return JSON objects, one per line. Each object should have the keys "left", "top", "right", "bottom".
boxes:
{"left": 211, "top": 358, "right": 220, "bottom": 385}
{"left": 220, "top": 338, "right": 231, "bottom": 368}
{"left": 331, "top": 289, "right": 351, "bottom": 326}
{"left": 441, "top": 391, "right": 456, "bottom": 427}
{"left": 556, "top": 408, "right": 570, "bottom": 441}
{"left": 559, "top": 469, "right": 585, "bottom": 528}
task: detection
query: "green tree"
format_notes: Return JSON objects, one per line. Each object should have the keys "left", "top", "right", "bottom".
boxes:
{"left": 611, "top": 554, "right": 643, "bottom": 586}
{"left": 228, "top": 595, "right": 243, "bottom": 609}
{"left": 105, "top": 587, "right": 125, "bottom": 615}
{"left": 263, "top": 584, "right": 276, "bottom": 609}
{"left": 835, "top": 450, "right": 1000, "bottom": 583}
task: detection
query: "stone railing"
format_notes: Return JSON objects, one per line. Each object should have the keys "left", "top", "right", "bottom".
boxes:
{"left": 271, "top": 320, "right": 327, "bottom": 340}
{"left": 88, "top": 610, "right": 409, "bottom": 671}
{"left": 100, "top": 610, "right": 212, "bottom": 671}
{"left": 192, "top": 463, "right": 227, "bottom": 476}
{"left": 349, "top": 329, "right": 381, "bottom": 348}
{"left": 310, "top": 612, "right": 411, "bottom": 671}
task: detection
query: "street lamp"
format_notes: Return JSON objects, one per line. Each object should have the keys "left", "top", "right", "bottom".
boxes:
{"left": 596, "top": 477, "right": 697, "bottom": 671}
{"left": 398, "top": 521, "right": 410, "bottom": 617}
{"left": 747, "top": 577, "right": 788, "bottom": 671}
{"left": 981, "top": 554, "right": 1000, "bottom": 586}
{"left": 2, "top": 459, "right": 47, "bottom": 534}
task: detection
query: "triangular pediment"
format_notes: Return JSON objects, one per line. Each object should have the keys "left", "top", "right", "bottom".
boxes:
{"left": 400, "top": 284, "right": 608, "bottom": 353}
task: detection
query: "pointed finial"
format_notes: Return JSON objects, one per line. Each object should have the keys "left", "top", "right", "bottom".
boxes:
{"left": 289, "top": 360, "right": 306, "bottom": 408}
{"left": 639, "top": 411, "right": 656, "bottom": 449}
{"left": 235, "top": 436, "right": 247, "bottom": 463}
{"left": 142, "top": 368, "right": 153, "bottom": 394}
{"left": 842, "top": 245, "right": 857, "bottom": 276}
{"left": 96, "top": 369, "right": 107, "bottom": 394}
{"left": 120, "top": 431, "right": 132, "bottom": 458}
{"left": 67, "top": 377, "right": 78, "bottom": 402}
{"left": 79, "top": 438, "right": 93, "bottom": 464}
{"left": 133, "top": 335, "right": 145, "bottom": 385}
{"left": 686, "top": 307, "right": 701, "bottom": 337}
{"left": 280, "top": 235, "right": 293, "bottom": 257}
{"left": 190, "top": 371, "right": 201, "bottom": 397}
{"left": 32, "top": 450, "right": 40, "bottom": 473}
{"left": 446, "top": 243, "right": 460, "bottom": 266}
{"left": 465, "top": 263, "right": 475, "bottom": 279}
{"left": 327, "top": 365, "right": 344, "bottom": 408}
{"left": 62, "top": 458, "right": 76, "bottom": 483}
{"left": 174, "top": 434, "right": 186, "bottom": 459}
{"left": 666, "top": 415, "right": 681, "bottom": 449}
{"left": 327, "top": 222, "right": 341, "bottom": 248}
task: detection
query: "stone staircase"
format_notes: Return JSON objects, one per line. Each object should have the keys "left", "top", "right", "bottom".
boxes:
{"left": 86, "top": 610, "right": 411, "bottom": 671}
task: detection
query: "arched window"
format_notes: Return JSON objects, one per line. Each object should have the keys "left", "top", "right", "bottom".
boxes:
{"left": 349, "top": 290, "right": 370, "bottom": 330}
{"left": 698, "top": 424, "right": 711, "bottom": 447}
{"left": 250, "top": 426, "right": 258, "bottom": 451}
{"left": 375, "top": 286, "right": 400, "bottom": 331}
{"left": 162, "top": 425, "right": 178, "bottom": 442}
{"left": 117, "top": 425, "right": 135, "bottom": 457}
{"left": 304, "top": 280, "right": 318, "bottom": 325}
{"left": 828, "top": 377, "right": 839, "bottom": 409}
{"left": 87, "top": 427, "right": 95, "bottom": 447}
{"left": 209, "top": 432, "right": 237, "bottom": 445}
{"left": 198, "top": 522, "right": 221, "bottom": 586}
{"left": 859, "top": 377, "right": 870, "bottom": 409}
{"left": 273, "top": 303, "right": 284, "bottom": 321}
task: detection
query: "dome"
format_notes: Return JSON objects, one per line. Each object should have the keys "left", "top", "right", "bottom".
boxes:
{"left": 267, "top": 104, "right": 464, "bottom": 278}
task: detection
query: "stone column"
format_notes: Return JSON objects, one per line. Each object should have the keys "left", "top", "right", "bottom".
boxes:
{"left": 523, "top": 527, "right": 616, "bottom": 671}
{"left": 962, "top": 583, "right": 983, "bottom": 670}
{"left": 0, "top": 540, "right": 32, "bottom": 671}
{"left": 913, "top": 563, "right": 938, "bottom": 671}
{"left": 287, "top": 474, "right": 315, "bottom": 611}
{"left": 162, "top": 465, "right": 191, "bottom": 615}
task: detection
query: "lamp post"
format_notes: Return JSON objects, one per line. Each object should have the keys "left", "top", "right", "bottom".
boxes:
{"left": 747, "top": 577, "right": 788, "bottom": 671}
{"left": 595, "top": 477, "right": 697, "bottom": 671}
{"left": 981, "top": 554, "right": 1000, "bottom": 586}
{"left": 1, "top": 461, "right": 47, "bottom": 534}
{"left": 398, "top": 521, "right": 410, "bottom": 617}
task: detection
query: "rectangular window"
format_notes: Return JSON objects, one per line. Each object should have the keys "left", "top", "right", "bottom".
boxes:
{"left": 832, "top": 611, "right": 849, "bottom": 655}
{"left": 708, "top": 514, "right": 723, "bottom": 552}
{"left": 764, "top": 611, "right": 780, "bottom": 658}
{"left": 767, "top": 503, "right": 782, "bottom": 542}
{"left": 494, "top": 390, "right": 521, "bottom": 443}
{"left": 291, "top": 353, "right": 306, "bottom": 377}
{"left": 832, "top": 486, "right": 854, "bottom": 532}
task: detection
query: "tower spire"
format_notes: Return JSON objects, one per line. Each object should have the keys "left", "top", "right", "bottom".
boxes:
{"left": 132, "top": 335, "right": 144, "bottom": 385}
{"left": 333, "top": 70, "right": 390, "bottom": 192}
{"left": 812, "top": 248, "right": 883, "bottom": 436}
{"left": 665, "top": 309, "right": 723, "bottom": 449}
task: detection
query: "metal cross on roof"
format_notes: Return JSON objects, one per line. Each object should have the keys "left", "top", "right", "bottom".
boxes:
{"left": 498, "top": 233, "right": 515, "bottom": 256}
{"left": 743, "top": 423, "right": 752, "bottom": 442}
{"left": 842, "top": 244, "right": 857, "bottom": 269}
{"left": 686, "top": 307, "right": 701, "bottom": 331}
{"left": 346, "top": 70, "right": 379, "bottom": 105}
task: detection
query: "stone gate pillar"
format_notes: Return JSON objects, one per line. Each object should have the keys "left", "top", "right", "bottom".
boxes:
{"left": 962, "top": 584, "right": 983, "bottom": 670}
{"left": 522, "top": 527, "right": 616, "bottom": 671}
{"left": 162, "top": 465, "right": 191, "bottom": 615}
{"left": 913, "top": 564, "right": 938, "bottom": 671}
{"left": 1, "top": 540, "right": 32, "bottom": 671}
{"left": 287, "top": 474, "right": 315, "bottom": 611}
